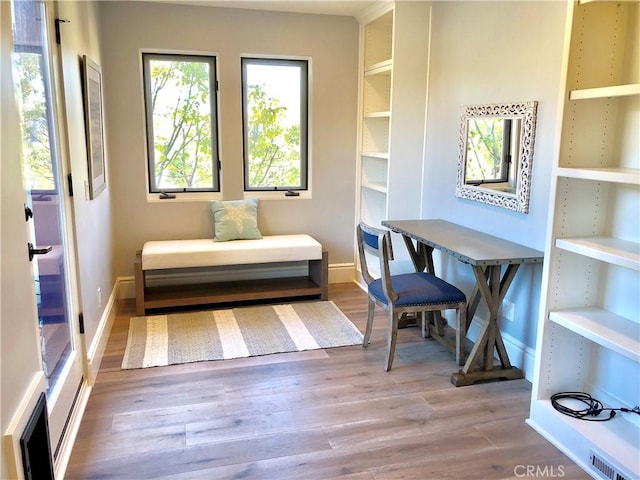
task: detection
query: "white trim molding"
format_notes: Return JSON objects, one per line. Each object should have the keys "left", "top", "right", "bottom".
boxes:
{"left": 85, "top": 281, "right": 119, "bottom": 386}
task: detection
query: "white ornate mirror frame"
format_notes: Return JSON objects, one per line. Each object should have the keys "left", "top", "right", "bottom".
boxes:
{"left": 456, "top": 101, "right": 538, "bottom": 213}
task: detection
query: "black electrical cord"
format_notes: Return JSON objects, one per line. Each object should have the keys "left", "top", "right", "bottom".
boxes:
{"left": 551, "top": 392, "right": 640, "bottom": 422}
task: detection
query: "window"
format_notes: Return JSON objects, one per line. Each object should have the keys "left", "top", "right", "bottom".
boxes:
{"left": 12, "top": 28, "right": 57, "bottom": 192}
{"left": 464, "top": 118, "right": 519, "bottom": 185}
{"left": 242, "top": 58, "right": 308, "bottom": 191}
{"left": 142, "top": 53, "right": 219, "bottom": 194}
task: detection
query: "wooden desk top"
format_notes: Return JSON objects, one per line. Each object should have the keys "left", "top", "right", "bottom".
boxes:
{"left": 382, "top": 219, "right": 544, "bottom": 267}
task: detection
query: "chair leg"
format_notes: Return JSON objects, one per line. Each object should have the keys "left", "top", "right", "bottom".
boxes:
{"left": 421, "top": 311, "right": 428, "bottom": 338}
{"left": 456, "top": 305, "right": 467, "bottom": 366}
{"left": 384, "top": 310, "right": 400, "bottom": 371}
{"left": 363, "top": 298, "right": 375, "bottom": 347}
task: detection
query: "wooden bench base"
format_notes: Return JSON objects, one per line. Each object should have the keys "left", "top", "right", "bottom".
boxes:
{"left": 134, "top": 250, "right": 328, "bottom": 316}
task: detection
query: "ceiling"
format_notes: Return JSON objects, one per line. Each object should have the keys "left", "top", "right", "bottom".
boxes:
{"left": 149, "top": 0, "right": 380, "bottom": 17}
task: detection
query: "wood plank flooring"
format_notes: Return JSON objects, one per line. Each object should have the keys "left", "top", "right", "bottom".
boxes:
{"left": 65, "top": 283, "right": 589, "bottom": 479}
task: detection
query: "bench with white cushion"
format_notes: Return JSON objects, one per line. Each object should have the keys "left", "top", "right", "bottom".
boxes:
{"left": 134, "top": 234, "right": 328, "bottom": 315}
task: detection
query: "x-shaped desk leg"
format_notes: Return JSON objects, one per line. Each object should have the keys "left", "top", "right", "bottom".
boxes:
{"left": 451, "top": 263, "right": 524, "bottom": 386}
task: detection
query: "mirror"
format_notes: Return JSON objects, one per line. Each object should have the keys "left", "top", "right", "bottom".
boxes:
{"left": 456, "top": 101, "right": 538, "bottom": 213}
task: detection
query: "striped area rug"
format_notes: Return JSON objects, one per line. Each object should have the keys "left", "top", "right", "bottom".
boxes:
{"left": 121, "top": 301, "right": 363, "bottom": 369}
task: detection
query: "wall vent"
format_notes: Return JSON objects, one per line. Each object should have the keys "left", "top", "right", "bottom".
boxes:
{"left": 20, "top": 392, "right": 54, "bottom": 480}
{"left": 590, "top": 451, "right": 627, "bottom": 480}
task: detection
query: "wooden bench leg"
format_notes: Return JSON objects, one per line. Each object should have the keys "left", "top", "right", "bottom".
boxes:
{"left": 134, "top": 251, "right": 146, "bottom": 316}
{"left": 309, "top": 250, "right": 329, "bottom": 300}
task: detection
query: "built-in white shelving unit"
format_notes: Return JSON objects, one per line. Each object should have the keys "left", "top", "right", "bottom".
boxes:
{"left": 528, "top": 1, "right": 640, "bottom": 479}
{"left": 357, "top": 6, "right": 393, "bottom": 228}
{"left": 355, "top": 2, "right": 430, "bottom": 232}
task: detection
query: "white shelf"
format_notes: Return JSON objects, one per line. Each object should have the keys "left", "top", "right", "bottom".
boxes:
{"left": 557, "top": 167, "right": 640, "bottom": 185}
{"left": 364, "top": 59, "right": 392, "bottom": 76}
{"left": 364, "top": 111, "right": 391, "bottom": 118}
{"left": 360, "top": 151, "right": 389, "bottom": 160}
{"left": 549, "top": 307, "right": 640, "bottom": 363}
{"left": 569, "top": 83, "right": 640, "bottom": 100}
{"left": 361, "top": 182, "right": 387, "bottom": 194}
{"left": 529, "top": 400, "right": 639, "bottom": 480}
{"left": 555, "top": 236, "right": 640, "bottom": 271}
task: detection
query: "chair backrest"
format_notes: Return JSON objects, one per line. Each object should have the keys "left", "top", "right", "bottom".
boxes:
{"left": 356, "top": 222, "right": 397, "bottom": 302}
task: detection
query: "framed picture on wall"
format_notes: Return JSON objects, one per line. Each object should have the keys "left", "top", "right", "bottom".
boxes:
{"left": 82, "top": 55, "right": 106, "bottom": 199}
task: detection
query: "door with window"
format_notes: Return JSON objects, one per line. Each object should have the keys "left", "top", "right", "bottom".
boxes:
{"left": 11, "top": 0, "right": 83, "bottom": 456}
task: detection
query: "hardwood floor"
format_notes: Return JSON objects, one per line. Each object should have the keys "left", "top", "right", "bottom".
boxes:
{"left": 66, "top": 283, "right": 588, "bottom": 479}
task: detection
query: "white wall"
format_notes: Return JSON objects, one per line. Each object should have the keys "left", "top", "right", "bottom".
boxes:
{"left": 97, "top": 1, "right": 359, "bottom": 277}
{"left": 421, "top": 1, "right": 567, "bottom": 349}
{"left": 56, "top": 0, "right": 114, "bottom": 376}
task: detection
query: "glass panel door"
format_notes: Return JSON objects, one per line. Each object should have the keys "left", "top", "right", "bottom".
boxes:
{"left": 11, "top": 0, "right": 74, "bottom": 395}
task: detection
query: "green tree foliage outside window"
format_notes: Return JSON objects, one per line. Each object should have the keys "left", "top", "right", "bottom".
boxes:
{"left": 465, "top": 118, "right": 507, "bottom": 183}
{"left": 143, "top": 54, "right": 219, "bottom": 192}
{"left": 242, "top": 59, "right": 308, "bottom": 191}
{"left": 14, "top": 52, "right": 56, "bottom": 191}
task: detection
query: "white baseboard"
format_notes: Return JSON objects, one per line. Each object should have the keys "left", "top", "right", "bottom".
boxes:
{"left": 119, "top": 275, "right": 136, "bottom": 300}
{"left": 329, "top": 262, "right": 356, "bottom": 284}
{"left": 52, "top": 381, "right": 91, "bottom": 480}
{"left": 85, "top": 280, "right": 118, "bottom": 386}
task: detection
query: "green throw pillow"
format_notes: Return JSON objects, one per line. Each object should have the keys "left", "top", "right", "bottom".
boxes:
{"left": 209, "top": 198, "right": 263, "bottom": 242}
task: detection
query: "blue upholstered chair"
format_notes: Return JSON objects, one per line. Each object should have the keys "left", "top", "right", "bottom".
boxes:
{"left": 356, "top": 222, "right": 467, "bottom": 371}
